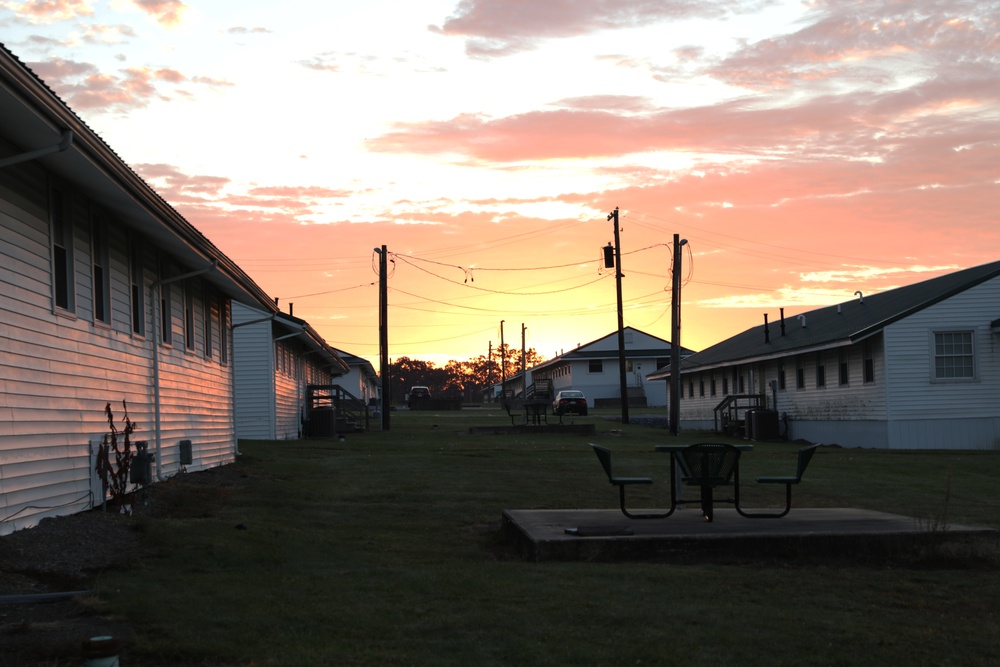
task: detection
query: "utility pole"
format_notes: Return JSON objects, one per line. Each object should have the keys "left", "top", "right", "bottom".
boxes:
{"left": 500, "top": 320, "right": 506, "bottom": 395}
{"left": 669, "top": 234, "right": 687, "bottom": 436}
{"left": 377, "top": 245, "right": 390, "bottom": 430}
{"left": 487, "top": 341, "right": 493, "bottom": 402}
{"left": 521, "top": 323, "right": 527, "bottom": 389}
{"left": 608, "top": 207, "right": 629, "bottom": 425}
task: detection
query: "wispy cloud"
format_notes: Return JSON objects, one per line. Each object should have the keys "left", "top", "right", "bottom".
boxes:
{"left": 28, "top": 57, "right": 233, "bottom": 111}
{"left": 429, "top": 0, "right": 763, "bottom": 58}
{"left": 227, "top": 25, "right": 271, "bottom": 35}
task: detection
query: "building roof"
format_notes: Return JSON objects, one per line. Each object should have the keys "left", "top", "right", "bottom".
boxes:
{"left": 333, "top": 348, "right": 378, "bottom": 380}
{"left": 530, "top": 326, "right": 693, "bottom": 373}
{"left": 647, "top": 260, "right": 1000, "bottom": 379}
{"left": 273, "top": 313, "right": 350, "bottom": 376}
{"left": 0, "top": 43, "right": 276, "bottom": 312}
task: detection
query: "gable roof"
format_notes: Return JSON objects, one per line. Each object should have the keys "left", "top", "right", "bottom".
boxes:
{"left": 333, "top": 348, "right": 378, "bottom": 380}
{"left": 648, "top": 260, "right": 1000, "bottom": 379}
{"left": 273, "top": 312, "right": 350, "bottom": 376}
{"left": 531, "top": 326, "right": 694, "bottom": 373}
{"left": 0, "top": 43, "right": 276, "bottom": 312}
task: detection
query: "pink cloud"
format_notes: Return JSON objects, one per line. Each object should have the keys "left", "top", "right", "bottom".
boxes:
{"left": 5, "top": 0, "right": 95, "bottom": 22}
{"left": 80, "top": 23, "right": 138, "bottom": 45}
{"left": 131, "top": 0, "right": 187, "bottom": 28}
{"left": 26, "top": 58, "right": 233, "bottom": 111}
{"left": 134, "top": 163, "right": 230, "bottom": 200}
{"left": 430, "top": 0, "right": 759, "bottom": 57}
{"left": 711, "top": 3, "right": 1000, "bottom": 91}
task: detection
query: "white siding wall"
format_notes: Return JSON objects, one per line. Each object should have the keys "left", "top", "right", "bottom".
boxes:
{"left": 338, "top": 366, "right": 377, "bottom": 404}
{"left": 275, "top": 341, "right": 300, "bottom": 440}
{"left": 882, "top": 278, "right": 1000, "bottom": 449}
{"left": 676, "top": 339, "right": 890, "bottom": 446}
{"left": 675, "top": 281, "right": 1000, "bottom": 450}
{"left": 232, "top": 302, "right": 276, "bottom": 440}
{"left": 1, "top": 162, "right": 237, "bottom": 535}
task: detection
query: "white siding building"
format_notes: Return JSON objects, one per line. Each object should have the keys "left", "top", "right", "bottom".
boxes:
{"left": 0, "top": 45, "right": 279, "bottom": 534}
{"left": 529, "top": 327, "right": 692, "bottom": 408}
{"left": 647, "top": 262, "right": 1000, "bottom": 450}
{"left": 232, "top": 302, "right": 349, "bottom": 441}
{"left": 332, "top": 348, "right": 380, "bottom": 408}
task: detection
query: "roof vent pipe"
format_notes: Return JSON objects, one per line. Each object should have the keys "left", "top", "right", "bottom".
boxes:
{"left": 780, "top": 308, "right": 786, "bottom": 336}
{"left": 855, "top": 290, "right": 864, "bottom": 303}
{"left": 764, "top": 313, "right": 770, "bottom": 343}
{"left": 798, "top": 314, "right": 807, "bottom": 328}
{"left": 837, "top": 304, "right": 842, "bottom": 314}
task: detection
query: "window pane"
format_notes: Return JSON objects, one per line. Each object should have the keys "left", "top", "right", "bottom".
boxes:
{"left": 934, "top": 332, "right": 974, "bottom": 379}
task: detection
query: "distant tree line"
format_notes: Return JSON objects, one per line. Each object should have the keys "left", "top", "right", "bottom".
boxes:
{"left": 387, "top": 344, "right": 545, "bottom": 404}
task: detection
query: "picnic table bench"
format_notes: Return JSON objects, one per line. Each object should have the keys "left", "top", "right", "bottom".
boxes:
{"left": 590, "top": 443, "right": 822, "bottom": 522}
{"left": 501, "top": 399, "right": 549, "bottom": 425}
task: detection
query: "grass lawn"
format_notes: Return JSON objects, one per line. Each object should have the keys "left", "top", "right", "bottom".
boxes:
{"left": 99, "top": 407, "right": 1000, "bottom": 666}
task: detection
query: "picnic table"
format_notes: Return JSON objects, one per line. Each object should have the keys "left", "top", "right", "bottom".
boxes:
{"left": 655, "top": 443, "right": 753, "bottom": 522}
{"left": 501, "top": 399, "right": 549, "bottom": 425}
{"left": 591, "top": 443, "right": 821, "bottom": 523}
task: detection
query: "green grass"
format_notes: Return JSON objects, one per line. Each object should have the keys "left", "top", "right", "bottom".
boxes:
{"left": 97, "top": 407, "right": 1000, "bottom": 666}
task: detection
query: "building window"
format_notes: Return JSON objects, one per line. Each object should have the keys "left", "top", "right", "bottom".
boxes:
{"left": 699, "top": 378, "right": 705, "bottom": 397}
{"left": 50, "top": 187, "right": 75, "bottom": 312}
{"left": 863, "top": 341, "right": 875, "bottom": 383}
{"left": 91, "top": 211, "right": 110, "bottom": 325}
{"left": 778, "top": 361, "right": 786, "bottom": 391}
{"left": 130, "top": 238, "right": 145, "bottom": 336}
{"left": 796, "top": 357, "right": 805, "bottom": 389}
{"left": 219, "top": 297, "right": 229, "bottom": 365}
{"left": 688, "top": 378, "right": 694, "bottom": 397}
{"left": 204, "top": 293, "right": 214, "bottom": 359}
{"left": 588, "top": 360, "right": 603, "bottom": 373}
{"left": 625, "top": 360, "right": 634, "bottom": 373}
{"left": 934, "top": 331, "right": 974, "bottom": 379}
{"left": 184, "top": 280, "right": 196, "bottom": 351}
{"left": 710, "top": 377, "right": 716, "bottom": 397}
{"left": 159, "top": 258, "right": 172, "bottom": 346}
{"left": 838, "top": 349, "right": 849, "bottom": 386}
{"left": 816, "top": 353, "right": 826, "bottom": 388}
{"left": 722, "top": 377, "right": 728, "bottom": 395}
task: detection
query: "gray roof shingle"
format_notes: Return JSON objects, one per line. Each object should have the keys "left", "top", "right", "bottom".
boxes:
{"left": 652, "top": 260, "right": 1000, "bottom": 378}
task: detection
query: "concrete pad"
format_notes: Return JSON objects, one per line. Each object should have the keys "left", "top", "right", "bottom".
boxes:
{"left": 501, "top": 507, "right": 998, "bottom": 562}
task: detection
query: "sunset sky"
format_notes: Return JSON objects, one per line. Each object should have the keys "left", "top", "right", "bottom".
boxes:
{"left": 3, "top": 0, "right": 998, "bottom": 367}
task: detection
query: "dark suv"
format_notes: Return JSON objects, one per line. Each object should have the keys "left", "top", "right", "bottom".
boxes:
{"left": 407, "top": 386, "right": 430, "bottom": 407}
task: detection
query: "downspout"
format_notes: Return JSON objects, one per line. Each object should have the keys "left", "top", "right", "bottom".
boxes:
{"left": 150, "top": 260, "right": 218, "bottom": 480}
{"left": 0, "top": 130, "right": 73, "bottom": 169}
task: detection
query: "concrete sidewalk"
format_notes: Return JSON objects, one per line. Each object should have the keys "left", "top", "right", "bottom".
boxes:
{"left": 502, "top": 507, "right": 998, "bottom": 562}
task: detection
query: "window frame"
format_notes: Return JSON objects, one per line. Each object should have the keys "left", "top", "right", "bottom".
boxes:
{"left": 49, "top": 185, "right": 75, "bottom": 314}
{"left": 90, "top": 208, "right": 111, "bottom": 326}
{"left": 129, "top": 237, "right": 145, "bottom": 337}
{"left": 158, "top": 256, "right": 173, "bottom": 347}
{"left": 932, "top": 330, "right": 976, "bottom": 381}
{"left": 184, "top": 279, "right": 196, "bottom": 352}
